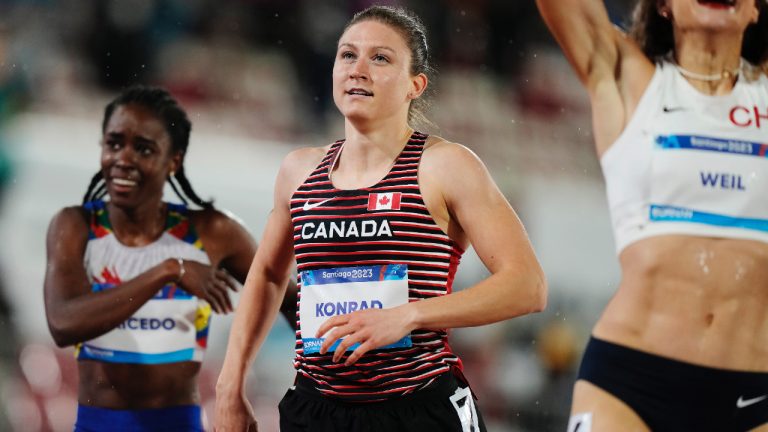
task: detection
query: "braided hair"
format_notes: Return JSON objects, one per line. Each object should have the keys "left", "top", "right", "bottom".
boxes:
{"left": 82, "top": 85, "right": 213, "bottom": 209}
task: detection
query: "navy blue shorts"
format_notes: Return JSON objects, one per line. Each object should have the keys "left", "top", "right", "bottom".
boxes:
{"left": 279, "top": 373, "right": 486, "bottom": 432}
{"left": 578, "top": 337, "right": 768, "bottom": 431}
{"left": 73, "top": 404, "right": 203, "bottom": 432}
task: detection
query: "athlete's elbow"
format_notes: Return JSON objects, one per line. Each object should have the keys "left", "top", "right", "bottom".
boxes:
{"left": 497, "top": 273, "right": 547, "bottom": 319}
{"left": 532, "top": 277, "right": 548, "bottom": 313}
{"left": 48, "top": 322, "right": 76, "bottom": 347}
{"left": 523, "top": 273, "right": 548, "bottom": 315}
{"left": 51, "top": 335, "right": 75, "bottom": 348}
{"left": 47, "top": 314, "right": 83, "bottom": 347}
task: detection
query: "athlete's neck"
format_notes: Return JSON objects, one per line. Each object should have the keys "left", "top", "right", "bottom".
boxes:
{"left": 333, "top": 122, "right": 414, "bottom": 189}
{"left": 673, "top": 31, "right": 743, "bottom": 95}
{"left": 107, "top": 198, "right": 167, "bottom": 246}
{"left": 342, "top": 120, "right": 413, "bottom": 167}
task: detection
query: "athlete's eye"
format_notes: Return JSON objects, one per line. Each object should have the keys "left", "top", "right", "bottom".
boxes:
{"left": 105, "top": 140, "right": 121, "bottom": 151}
{"left": 137, "top": 145, "right": 154, "bottom": 157}
{"left": 372, "top": 54, "right": 390, "bottom": 63}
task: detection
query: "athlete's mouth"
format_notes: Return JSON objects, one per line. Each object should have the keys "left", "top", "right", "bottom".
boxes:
{"left": 110, "top": 177, "right": 139, "bottom": 189}
{"left": 697, "top": 0, "right": 736, "bottom": 8}
{"left": 347, "top": 88, "right": 373, "bottom": 97}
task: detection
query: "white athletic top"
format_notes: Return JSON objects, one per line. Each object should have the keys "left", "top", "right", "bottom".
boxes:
{"left": 601, "top": 60, "right": 768, "bottom": 253}
{"left": 77, "top": 200, "right": 212, "bottom": 364}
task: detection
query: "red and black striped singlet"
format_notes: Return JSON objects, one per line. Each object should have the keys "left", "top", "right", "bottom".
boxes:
{"left": 290, "top": 132, "right": 465, "bottom": 401}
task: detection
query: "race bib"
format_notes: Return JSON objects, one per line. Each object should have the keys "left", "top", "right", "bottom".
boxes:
{"left": 300, "top": 264, "right": 412, "bottom": 354}
{"left": 649, "top": 134, "right": 768, "bottom": 231}
{"left": 80, "top": 297, "right": 202, "bottom": 364}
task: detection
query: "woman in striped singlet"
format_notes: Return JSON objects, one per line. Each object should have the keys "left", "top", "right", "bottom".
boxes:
{"left": 537, "top": 0, "right": 768, "bottom": 430}
{"left": 215, "top": 5, "right": 547, "bottom": 432}
{"left": 44, "top": 86, "right": 297, "bottom": 432}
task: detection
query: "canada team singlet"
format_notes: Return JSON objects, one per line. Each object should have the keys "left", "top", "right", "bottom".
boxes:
{"left": 77, "top": 200, "right": 211, "bottom": 364}
{"left": 290, "top": 132, "right": 465, "bottom": 401}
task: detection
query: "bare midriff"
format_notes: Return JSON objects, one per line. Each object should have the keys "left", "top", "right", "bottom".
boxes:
{"left": 77, "top": 360, "right": 201, "bottom": 409}
{"left": 594, "top": 235, "right": 768, "bottom": 372}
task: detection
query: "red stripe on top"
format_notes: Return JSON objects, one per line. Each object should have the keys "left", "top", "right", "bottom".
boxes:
{"left": 289, "top": 132, "right": 464, "bottom": 402}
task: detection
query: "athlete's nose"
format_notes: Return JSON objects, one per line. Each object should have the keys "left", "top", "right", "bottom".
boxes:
{"left": 350, "top": 59, "right": 369, "bottom": 80}
{"left": 114, "top": 144, "right": 139, "bottom": 167}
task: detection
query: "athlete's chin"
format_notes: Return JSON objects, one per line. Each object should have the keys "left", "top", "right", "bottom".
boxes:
{"left": 342, "top": 110, "right": 377, "bottom": 124}
{"left": 684, "top": 12, "right": 750, "bottom": 31}
{"left": 106, "top": 190, "right": 142, "bottom": 209}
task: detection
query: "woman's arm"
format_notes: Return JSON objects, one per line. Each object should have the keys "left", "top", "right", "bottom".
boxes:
{"left": 317, "top": 141, "right": 547, "bottom": 365}
{"left": 214, "top": 147, "right": 320, "bottom": 431}
{"left": 45, "top": 206, "right": 240, "bottom": 346}
{"left": 406, "top": 142, "right": 547, "bottom": 326}
{"left": 43, "top": 207, "right": 180, "bottom": 347}
{"left": 536, "top": 0, "right": 654, "bottom": 153}
{"left": 536, "top": 0, "right": 621, "bottom": 89}
{"left": 214, "top": 205, "right": 294, "bottom": 394}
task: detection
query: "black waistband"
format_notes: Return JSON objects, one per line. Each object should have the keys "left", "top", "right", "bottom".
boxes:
{"left": 294, "top": 372, "right": 459, "bottom": 407}
{"left": 578, "top": 337, "right": 768, "bottom": 432}
{"left": 581, "top": 337, "right": 768, "bottom": 378}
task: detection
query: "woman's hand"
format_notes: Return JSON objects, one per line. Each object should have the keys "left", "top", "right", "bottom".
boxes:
{"left": 174, "top": 259, "right": 238, "bottom": 314}
{"left": 213, "top": 389, "right": 258, "bottom": 432}
{"left": 316, "top": 305, "right": 416, "bottom": 366}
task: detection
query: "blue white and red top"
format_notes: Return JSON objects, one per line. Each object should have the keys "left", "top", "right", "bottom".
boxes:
{"left": 77, "top": 200, "right": 212, "bottom": 364}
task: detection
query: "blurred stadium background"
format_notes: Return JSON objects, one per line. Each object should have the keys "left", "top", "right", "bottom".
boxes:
{"left": 0, "top": 0, "right": 636, "bottom": 430}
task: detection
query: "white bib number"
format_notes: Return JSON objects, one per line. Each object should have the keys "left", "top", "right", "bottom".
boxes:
{"left": 650, "top": 134, "right": 768, "bottom": 231}
{"left": 300, "top": 264, "right": 411, "bottom": 354}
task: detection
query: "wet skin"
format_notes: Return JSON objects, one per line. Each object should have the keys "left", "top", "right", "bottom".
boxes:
{"left": 596, "top": 235, "right": 768, "bottom": 371}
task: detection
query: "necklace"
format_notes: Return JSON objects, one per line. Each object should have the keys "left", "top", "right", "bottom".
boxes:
{"left": 675, "top": 60, "right": 742, "bottom": 82}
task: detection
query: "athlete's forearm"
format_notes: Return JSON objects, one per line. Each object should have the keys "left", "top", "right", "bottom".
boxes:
{"left": 406, "top": 269, "right": 547, "bottom": 330}
{"left": 217, "top": 268, "right": 288, "bottom": 393}
{"left": 47, "top": 259, "right": 179, "bottom": 347}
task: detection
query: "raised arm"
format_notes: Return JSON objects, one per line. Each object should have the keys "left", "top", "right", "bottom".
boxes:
{"left": 44, "top": 207, "right": 180, "bottom": 347}
{"left": 536, "top": 0, "right": 621, "bottom": 88}
{"left": 536, "top": 0, "right": 654, "bottom": 153}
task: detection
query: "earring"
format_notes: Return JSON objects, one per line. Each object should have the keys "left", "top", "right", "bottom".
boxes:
{"left": 169, "top": 171, "right": 175, "bottom": 177}
{"left": 660, "top": 9, "right": 670, "bottom": 19}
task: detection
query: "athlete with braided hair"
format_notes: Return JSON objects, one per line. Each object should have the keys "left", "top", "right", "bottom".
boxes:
{"left": 44, "top": 85, "right": 297, "bottom": 431}
{"left": 81, "top": 87, "right": 215, "bottom": 210}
